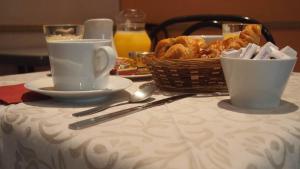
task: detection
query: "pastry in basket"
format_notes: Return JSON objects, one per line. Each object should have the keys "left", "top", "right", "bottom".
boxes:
{"left": 239, "top": 24, "right": 261, "bottom": 45}
{"left": 154, "top": 24, "right": 262, "bottom": 59}
{"left": 155, "top": 36, "right": 206, "bottom": 59}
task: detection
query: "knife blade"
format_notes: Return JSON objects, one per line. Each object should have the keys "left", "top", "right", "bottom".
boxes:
{"left": 69, "top": 93, "right": 195, "bottom": 130}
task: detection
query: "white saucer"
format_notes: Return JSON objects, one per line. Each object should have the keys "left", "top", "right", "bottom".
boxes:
{"left": 24, "top": 76, "right": 133, "bottom": 101}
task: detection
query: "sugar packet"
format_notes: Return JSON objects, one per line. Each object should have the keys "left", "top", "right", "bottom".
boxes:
{"left": 222, "top": 42, "right": 297, "bottom": 60}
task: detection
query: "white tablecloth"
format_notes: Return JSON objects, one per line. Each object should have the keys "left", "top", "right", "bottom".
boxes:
{"left": 0, "top": 72, "right": 300, "bottom": 169}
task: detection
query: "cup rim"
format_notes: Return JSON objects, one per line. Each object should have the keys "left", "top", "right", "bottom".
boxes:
{"left": 47, "top": 39, "right": 112, "bottom": 44}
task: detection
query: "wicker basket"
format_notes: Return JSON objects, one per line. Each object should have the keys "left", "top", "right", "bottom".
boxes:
{"left": 146, "top": 58, "right": 227, "bottom": 93}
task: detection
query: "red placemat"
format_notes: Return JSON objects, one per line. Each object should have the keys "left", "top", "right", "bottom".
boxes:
{"left": 0, "top": 84, "right": 50, "bottom": 105}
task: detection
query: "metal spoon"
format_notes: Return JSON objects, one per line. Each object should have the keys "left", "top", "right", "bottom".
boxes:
{"left": 72, "top": 82, "right": 156, "bottom": 117}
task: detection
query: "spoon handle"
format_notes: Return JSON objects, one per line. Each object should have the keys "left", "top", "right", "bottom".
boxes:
{"left": 72, "top": 102, "right": 127, "bottom": 117}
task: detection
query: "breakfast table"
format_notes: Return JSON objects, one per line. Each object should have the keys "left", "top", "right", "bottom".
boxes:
{"left": 0, "top": 71, "right": 300, "bottom": 169}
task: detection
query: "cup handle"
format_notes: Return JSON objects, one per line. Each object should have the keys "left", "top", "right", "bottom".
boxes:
{"left": 93, "top": 46, "right": 116, "bottom": 78}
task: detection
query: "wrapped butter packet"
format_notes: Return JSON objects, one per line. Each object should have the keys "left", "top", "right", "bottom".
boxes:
{"left": 281, "top": 46, "right": 297, "bottom": 58}
{"left": 241, "top": 43, "right": 260, "bottom": 59}
{"left": 253, "top": 42, "right": 278, "bottom": 60}
{"left": 222, "top": 49, "right": 242, "bottom": 58}
{"left": 222, "top": 42, "right": 297, "bottom": 60}
{"left": 268, "top": 47, "right": 291, "bottom": 59}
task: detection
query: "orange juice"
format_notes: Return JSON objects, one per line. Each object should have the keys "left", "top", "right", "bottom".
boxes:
{"left": 114, "top": 30, "right": 151, "bottom": 58}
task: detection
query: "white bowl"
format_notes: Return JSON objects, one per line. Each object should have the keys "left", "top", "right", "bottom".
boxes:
{"left": 220, "top": 57, "right": 297, "bottom": 109}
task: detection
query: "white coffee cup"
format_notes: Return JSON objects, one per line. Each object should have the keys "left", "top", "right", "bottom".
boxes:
{"left": 47, "top": 39, "right": 116, "bottom": 91}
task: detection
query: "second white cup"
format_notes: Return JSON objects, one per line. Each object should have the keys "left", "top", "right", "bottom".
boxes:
{"left": 47, "top": 39, "right": 116, "bottom": 91}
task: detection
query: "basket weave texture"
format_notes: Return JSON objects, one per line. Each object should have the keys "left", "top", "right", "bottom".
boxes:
{"left": 146, "top": 58, "right": 227, "bottom": 93}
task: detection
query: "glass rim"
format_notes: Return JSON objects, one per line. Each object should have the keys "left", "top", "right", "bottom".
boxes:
{"left": 43, "top": 24, "right": 83, "bottom": 28}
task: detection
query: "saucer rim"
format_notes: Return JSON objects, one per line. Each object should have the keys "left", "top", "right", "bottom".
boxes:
{"left": 24, "top": 76, "right": 133, "bottom": 96}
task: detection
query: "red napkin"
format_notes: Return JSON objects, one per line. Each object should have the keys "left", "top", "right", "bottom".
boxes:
{"left": 0, "top": 84, "right": 50, "bottom": 105}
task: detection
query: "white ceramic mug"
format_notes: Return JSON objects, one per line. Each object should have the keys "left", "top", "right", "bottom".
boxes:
{"left": 83, "top": 18, "right": 118, "bottom": 57}
{"left": 47, "top": 39, "right": 116, "bottom": 91}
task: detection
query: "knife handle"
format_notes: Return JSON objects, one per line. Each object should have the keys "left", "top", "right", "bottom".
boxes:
{"left": 72, "top": 101, "right": 129, "bottom": 117}
{"left": 72, "top": 105, "right": 110, "bottom": 117}
{"left": 69, "top": 93, "right": 196, "bottom": 130}
{"left": 69, "top": 106, "right": 142, "bottom": 130}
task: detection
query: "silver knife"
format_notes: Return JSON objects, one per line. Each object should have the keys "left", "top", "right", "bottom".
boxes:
{"left": 69, "top": 93, "right": 195, "bottom": 130}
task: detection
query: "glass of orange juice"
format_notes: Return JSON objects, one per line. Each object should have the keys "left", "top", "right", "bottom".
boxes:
{"left": 222, "top": 23, "right": 251, "bottom": 40}
{"left": 114, "top": 9, "right": 151, "bottom": 69}
{"left": 222, "top": 23, "right": 262, "bottom": 40}
{"left": 223, "top": 23, "right": 262, "bottom": 41}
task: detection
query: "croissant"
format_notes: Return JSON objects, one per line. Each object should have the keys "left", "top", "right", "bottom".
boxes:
{"left": 239, "top": 24, "right": 262, "bottom": 45}
{"left": 154, "top": 24, "right": 262, "bottom": 60}
{"left": 155, "top": 38, "right": 175, "bottom": 58}
{"left": 162, "top": 44, "right": 191, "bottom": 59}
{"left": 155, "top": 36, "right": 206, "bottom": 59}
